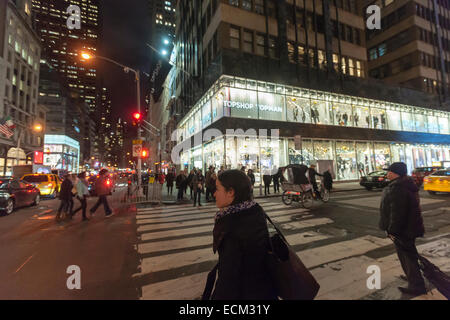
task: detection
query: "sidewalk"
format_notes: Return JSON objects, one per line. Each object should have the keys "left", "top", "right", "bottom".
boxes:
{"left": 158, "top": 181, "right": 364, "bottom": 205}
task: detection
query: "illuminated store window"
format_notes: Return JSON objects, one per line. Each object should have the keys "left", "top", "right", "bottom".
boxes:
{"left": 356, "top": 142, "right": 375, "bottom": 177}
{"left": 373, "top": 143, "right": 391, "bottom": 171}
{"left": 335, "top": 141, "right": 358, "bottom": 180}
{"left": 386, "top": 105, "right": 402, "bottom": 131}
{"left": 401, "top": 107, "right": 415, "bottom": 132}
{"left": 371, "top": 105, "right": 387, "bottom": 130}
{"left": 414, "top": 109, "right": 428, "bottom": 133}
{"left": 286, "top": 96, "right": 311, "bottom": 123}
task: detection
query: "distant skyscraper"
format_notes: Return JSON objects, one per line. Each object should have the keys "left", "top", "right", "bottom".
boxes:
{"left": 31, "top": 0, "right": 100, "bottom": 113}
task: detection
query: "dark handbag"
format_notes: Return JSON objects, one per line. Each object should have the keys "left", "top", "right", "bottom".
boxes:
{"left": 202, "top": 263, "right": 218, "bottom": 300}
{"left": 265, "top": 213, "right": 320, "bottom": 300}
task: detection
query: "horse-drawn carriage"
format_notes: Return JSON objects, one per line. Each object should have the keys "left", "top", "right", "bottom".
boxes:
{"left": 281, "top": 164, "right": 329, "bottom": 208}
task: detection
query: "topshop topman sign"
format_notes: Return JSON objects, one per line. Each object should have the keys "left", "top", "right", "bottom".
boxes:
{"left": 223, "top": 100, "right": 283, "bottom": 113}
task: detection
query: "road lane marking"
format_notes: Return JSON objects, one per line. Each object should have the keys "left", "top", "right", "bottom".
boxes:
{"left": 14, "top": 254, "right": 34, "bottom": 274}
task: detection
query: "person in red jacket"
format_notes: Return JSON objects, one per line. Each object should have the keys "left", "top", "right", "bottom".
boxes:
{"left": 89, "top": 169, "right": 113, "bottom": 218}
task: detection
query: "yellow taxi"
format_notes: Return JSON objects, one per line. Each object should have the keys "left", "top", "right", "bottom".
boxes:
{"left": 423, "top": 169, "right": 450, "bottom": 194}
{"left": 21, "top": 174, "right": 61, "bottom": 198}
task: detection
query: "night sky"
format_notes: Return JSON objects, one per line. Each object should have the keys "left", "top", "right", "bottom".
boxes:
{"left": 100, "top": 0, "right": 152, "bottom": 123}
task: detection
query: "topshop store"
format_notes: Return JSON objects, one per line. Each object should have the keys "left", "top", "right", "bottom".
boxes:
{"left": 176, "top": 75, "right": 450, "bottom": 183}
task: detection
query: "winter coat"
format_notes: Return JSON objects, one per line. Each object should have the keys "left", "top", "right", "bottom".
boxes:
{"left": 307, "top": 168, "right": 323, "bottom": 184}
{"left": 212, "top": 203, "right": 277, "bottom": 300}
{"left": 323, "top": 171, "right": 333, "bottom": 190}
{"left": 95, "top": 175, "right": 111, "bottom": 196}
{"left": 247, "top": 173, "right": 255, "bottom": 186}
{"left": 192, "top": 173, "right": 205, "bottom": 192}
{"left": 76, "top": 180, "right": 89, "bottom": 198}
{"left": 166, "top": 173, "right": 175, "bottom": 187}
{"left": 379, "top": 176, "right": 425, "bottom": 239}
{"left": 175, "top": 173, "right": 186, "bottom": 189}
{"left": 59, "top": 179, "right": 73, "bottom": 201}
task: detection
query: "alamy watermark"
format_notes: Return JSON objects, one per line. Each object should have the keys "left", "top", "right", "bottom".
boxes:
{"left": 66, "top": 265, "right": 81, "bottom": 290}
{"left": 66, "top": 5, "right": 81, "bottom": 30}
{"left": 366, "top": 265, "right": 381, "bottom": 290}
{"left": 366, "top": 5, "right": 381, "bottom": 30}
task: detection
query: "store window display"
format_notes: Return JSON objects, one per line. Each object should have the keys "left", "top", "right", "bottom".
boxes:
{"left": 414, "top": 110, "right": 428, "bottom": 133}
{"left": 311, "top": 100, "right": 332, "bottom": 125}
{"left": 352, "top": 105, "right": 370, "bottom": 128}
{"left": 371, "top": 107, "right": 387, "bottom": 130}
{"left": 237, "top": 137, "right": 259, "bottom": 172}
{"left": 356, "top": 142, "right": 374, "bottom": 177}
{"left": 288, "top": 139, "right": 303, "bottom": 164}
{"left": 212, "top": 88, "right": 226, "bottom": 121}
{"left": 224, "top": 87, "right": 258, "bottom": 119}
{"left": 302, "top": 139, "right": 314, "bottom": 166}
{"left": 202, "top": 100, "right": 212, "bottom": 127}
{"left": 401, "top": 107, "right": 415, "bottom": 132}
{"left": 373, "top": 143, "right": 391, "bottom": 170}
{"left": 313, "top": 140, "right": 334, "bottom": 161}
{"left": 333, "top": 103, "right": 353, "bottom": 126}
{"left": 335, "top": 141, "right": 358, "bottom": 180}
{"left": 286, "top": 96, "right": 311, "bottom": 123}
{"left": 437, "top": 113, "right": 449, "bottom": 134}
{"left": 386, "top": 106, "right": 402, "bottom": 131}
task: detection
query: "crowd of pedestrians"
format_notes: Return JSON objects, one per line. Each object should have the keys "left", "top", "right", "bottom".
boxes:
{"left": 55, "top": 168, "right": 114, "bottom": 222}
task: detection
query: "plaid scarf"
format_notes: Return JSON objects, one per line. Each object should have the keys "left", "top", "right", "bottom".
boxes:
{"left": 215, "top": 200, "right": 257, "bottom": 222}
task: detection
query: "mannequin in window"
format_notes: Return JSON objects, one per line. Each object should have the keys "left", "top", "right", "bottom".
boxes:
{"left": 293, "top": 105, "right": 299, "bottom": 121}
{"left": 354, "top": 113, "right": 359, "bottom": 127}
{"left": 381, "top": 113, "right": 386, "bottom": 128}
{"left": 343, "top": 112, "right": 348, "bottom": 126}
{"left": 373, "top": 116, "right": 379, "bottom": 128}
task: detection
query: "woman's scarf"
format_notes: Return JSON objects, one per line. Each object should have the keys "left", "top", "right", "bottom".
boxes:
{"left": 215, "top": 200, "right": 257, "bottom": 222}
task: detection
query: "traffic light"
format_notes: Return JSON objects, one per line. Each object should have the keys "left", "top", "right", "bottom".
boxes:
{"left": 141, "top": 148, "right": 149, "bottom": 159}
{"left": 132, "top": 112, "right": 142, "bottom": 126}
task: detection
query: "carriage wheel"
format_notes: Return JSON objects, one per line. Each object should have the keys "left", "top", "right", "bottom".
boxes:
{"left": 321, "top": 188, "right": 330, "bottom": 203}
{"left": 301, "top": 192, "right": 314, "bottom": 209}
{"left": 282, "top": 191, "right": 293, "bottom": 206}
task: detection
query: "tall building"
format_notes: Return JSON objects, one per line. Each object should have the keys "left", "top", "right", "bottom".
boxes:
{"left": 0, "top": 0, "right": 43, "bottom": 176}
{"left": 168, "top": 0, "right": 449, "bottom": 183}
{"left": 365, "top": 0, "right": 450, "bottom": 103}
{"left": 31, "top": 0, "right": 100, "bottom": 113}
{"left": 97, "top": 86, "right": 112, "bottom": 163}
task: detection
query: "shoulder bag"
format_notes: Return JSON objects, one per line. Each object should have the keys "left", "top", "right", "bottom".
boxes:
{"left": 264, "top": 213, "right": 320, "bottom": 300}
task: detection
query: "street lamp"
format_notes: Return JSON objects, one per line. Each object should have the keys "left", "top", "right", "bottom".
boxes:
{"left": 80, "top": 51, "right": 143, "bottom": 191}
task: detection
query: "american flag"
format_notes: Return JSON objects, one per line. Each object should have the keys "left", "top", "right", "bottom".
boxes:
{"left": 0, "top": 116, "right": 15, "bottom": 138}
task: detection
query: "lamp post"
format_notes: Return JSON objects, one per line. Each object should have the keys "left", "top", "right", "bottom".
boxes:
{"left": 81, "top": 52, "right": 142, "bottom": 191}
{"left": 15, "top": 124, "right": 43, "bottom": 165}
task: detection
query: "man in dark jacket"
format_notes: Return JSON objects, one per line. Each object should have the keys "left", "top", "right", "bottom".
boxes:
{"left": 175, "top": 170, "right": 186, "bottom": 201}
{"left": 90, "top": 169, "right": 113, "bottom": 217}
{"left": 56, "top": 174, "right": 73, "bottom": 221}
{"left": 379, "top": 162, "right": 426, "bottom": 296}
{"left": 308, "top": 164, "right": 323, "bottom": 199}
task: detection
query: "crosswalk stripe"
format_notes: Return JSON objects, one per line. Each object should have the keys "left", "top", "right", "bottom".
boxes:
{"left": 138, "top": 235, "right": 388, "bottom": 276}
{"left": 138, "top": 199, "right": 276, "bottom": 213}
{"left": 138, "top": 231, "right": 331, "bottom": 256}
{"left": 140, "top": 272, "right": 208, "bottom": 300}
{"left": 136, "top": 202, "right": 287, "bottom": 219}
{"left": 137, "top": 207, "right": 309, "bottom": 227}
{"left": 140, "top": 225, "right": 213, "bottom": 241}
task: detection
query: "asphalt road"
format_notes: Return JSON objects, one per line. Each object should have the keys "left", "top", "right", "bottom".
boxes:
{"left": 0, "top": 180, "right": 139, "bottom": 300}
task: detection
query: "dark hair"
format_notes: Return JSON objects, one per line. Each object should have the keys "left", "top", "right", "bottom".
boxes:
{"left": 78, "top": 172, "right": 86, "bottom": 179}
{"left": 218, "top": 169, "right": 252, "bottom": 204}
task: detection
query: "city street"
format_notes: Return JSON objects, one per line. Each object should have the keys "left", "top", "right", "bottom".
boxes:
{"left": 1, "top": 183, "right": 449, "bottom": 300}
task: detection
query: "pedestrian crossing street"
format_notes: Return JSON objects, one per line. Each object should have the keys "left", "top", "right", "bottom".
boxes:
{"left": 133, "top": 199, "right": 450, "bottom": 300}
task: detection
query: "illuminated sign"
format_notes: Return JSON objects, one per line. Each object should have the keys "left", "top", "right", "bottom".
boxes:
{"left": 223, "top": 100, "right": 282, "bottom": 113}
{"left": 34, "top": 151, "right": 44, "bottom": 164}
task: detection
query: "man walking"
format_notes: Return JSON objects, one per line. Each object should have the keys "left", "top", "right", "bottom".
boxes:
{"left": 56, "top": 174, "right": 73, "bottom": 221}
{"left": 192, "top": 169, "right": 205, "bottom": 207}
{"left": 90, "top": 169, "right": 113, "bottom": 218}
{"left": 166, "top": 169, "right": 175, "bottom": 195}
{"left": 379, "top": 162, "right": 426, "bottom": 296}
{"left": 72, "top": 172, "right": 90, "bottom": 221}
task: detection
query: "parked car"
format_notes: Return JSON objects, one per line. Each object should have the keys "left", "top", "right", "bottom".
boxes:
{"left": 412, "top": 166, "right": 443, "bottom": 187}
{"left": 0, "top": 178, "right": 40, "bottom": 215}
{"left": 21, "top": 174, "right": 61, "bottom": 198}
{"left": 423, "top": 169, "right": 450, "bottom": 194}
{"left": 359, "top": 170, "right": 390, "bottom": 190}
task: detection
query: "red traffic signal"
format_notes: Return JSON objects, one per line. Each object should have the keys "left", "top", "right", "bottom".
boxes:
{"left": 141, "top": 148, "right": 149, "bottom": 159}
{"left": 132, "top": 112, "right": 143, "bottom": 126}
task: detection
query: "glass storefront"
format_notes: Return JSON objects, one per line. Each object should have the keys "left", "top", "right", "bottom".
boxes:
{"left": 181, "top": 137, "right": 450, "bottom": 182}
{"left": 177, "top": 75, "right": 450, "bottom": 139}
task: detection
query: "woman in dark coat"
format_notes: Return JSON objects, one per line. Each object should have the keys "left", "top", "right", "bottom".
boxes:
{"left": 204, "top": 170, "right": 277, "bottom": 300}
{"left": 165, "top": 170, "right": 175, "bottom": 195}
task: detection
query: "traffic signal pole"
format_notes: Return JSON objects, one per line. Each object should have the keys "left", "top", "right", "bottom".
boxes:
{"left": 136, "top": 70, "right": 142, "bottom": 192}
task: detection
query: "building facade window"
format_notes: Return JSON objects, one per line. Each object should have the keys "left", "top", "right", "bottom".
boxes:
{"left": 230, "top": 25, "right": 240, "bottom": 49}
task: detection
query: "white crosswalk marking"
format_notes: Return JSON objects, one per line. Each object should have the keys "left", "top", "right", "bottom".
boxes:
{"left": 134, "top": 200, "right": 450, "bottom": 300}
